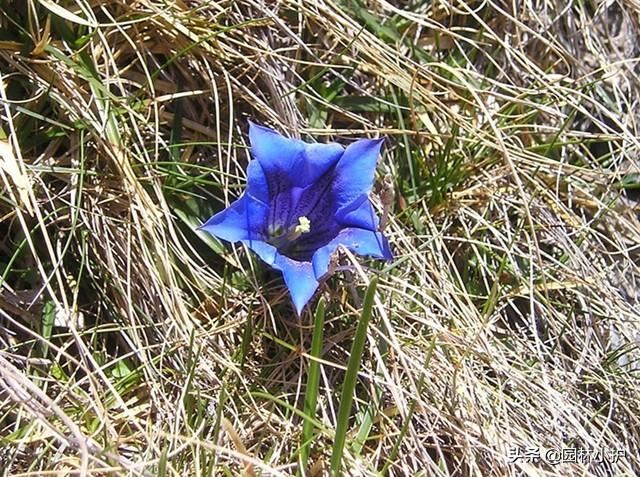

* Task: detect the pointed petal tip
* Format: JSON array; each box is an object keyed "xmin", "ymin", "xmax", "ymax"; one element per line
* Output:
[
  {"xmin": 293, "ymin": 298, "xmax": 307, "ymax": 317},
  {"xmin": 287, "ymin": 276, "xmax": 318, "ymax": 317},
  {"xmin": 247, "ymin": 120, "xmax": 270, "ymax": 138},
  {"xmin": 274, "ymin": 256, "xmax": 319, "ymax": 318},
  {"xmin": 199, "ymin": 195, "xmax": 269, "ymax": 243},
  {"xmin": 248, "ymin": 120, "xmax": 277, "ymax": 134},
  {"xmin": 371, "ymin": 137, "xmax": 385, "ymax": 153},
  {"xmin": 357, "ymin": 136, "xmax": 385, "ymax": 148}
]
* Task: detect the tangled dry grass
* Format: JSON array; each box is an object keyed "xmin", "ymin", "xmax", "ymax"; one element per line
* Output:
[{"xmin": 1, "ymin": 0, "xmax": 639, "ymax": 476}]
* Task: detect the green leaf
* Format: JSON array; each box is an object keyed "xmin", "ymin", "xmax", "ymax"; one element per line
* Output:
[
  {"xmin": 300, "ymin": 298, "xmax": 326, "ymax": 471},
  {"xmin": 111, "ymin": 359, "xmax": 133, "ymax": 379},
  {"xmin": 40, "ymin": 300, "xmax": 56, "ymax": 358},
  {"xmin": 330, "ymin": 278, "xmax": 377, "ymax": 475}
]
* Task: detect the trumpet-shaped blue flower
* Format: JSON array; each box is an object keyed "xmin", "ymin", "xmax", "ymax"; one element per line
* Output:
[{"xmin": 200, "ymin": 122, "xmax": 392, "ymax": 314}]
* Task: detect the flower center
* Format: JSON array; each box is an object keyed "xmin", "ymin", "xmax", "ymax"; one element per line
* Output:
[
  {"xmin": 292, "ymin": 216, "xmax": 311, "ymax": 238},
  {"xmin": 268, "ymin": 216, "xmax": 311, "ymax": 249}
]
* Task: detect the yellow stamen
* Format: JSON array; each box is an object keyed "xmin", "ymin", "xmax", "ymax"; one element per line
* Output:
[
  {"xmin": 285, "ymin": 216, "xmax": 311, "ymax": 242},
  {"xmin": 294, "ymin": 216, "xmax": 311, "ymax": 234}
]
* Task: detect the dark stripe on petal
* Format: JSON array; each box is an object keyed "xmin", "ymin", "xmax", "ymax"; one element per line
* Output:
[
  {"xmin": 295, "ymin": 224, "xmax": 340, "ymax": 250},
  {"xmin": 306, "ymin": 189, "xmax": 335, "ymax": 230},
  {"xmin": 291, "ymin": 169, "xmax": 334, "ymax": 225},
  {"xmin": 283, "ymin": 221, "xmax": 341, "ymax": 261},
  {"xmin": 267, "ymin": 171, "xmax": 292, "ymax": 231}
]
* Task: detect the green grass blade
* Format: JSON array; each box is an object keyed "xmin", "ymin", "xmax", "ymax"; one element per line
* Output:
[
  {"xmin": 330, "ymin": 278, "xmax": 378, "ymax": 476},
  {"xmin": 40, "ymin": 300, "xmax": 56, "ymax": 358},
  {"xmin": 300, "ymin": 298, "xmax": 326, "ymax": 472}
]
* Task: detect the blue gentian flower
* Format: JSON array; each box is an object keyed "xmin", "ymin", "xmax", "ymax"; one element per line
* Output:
[{"xmin": 200, "ymin": 122, "xmax": 392, "ymax": 314}]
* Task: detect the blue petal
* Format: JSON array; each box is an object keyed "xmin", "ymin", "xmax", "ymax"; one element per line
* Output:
[
  {"xmin": 243, "ymin": 239, "xmax": 278, "ymax": 266},
  {"xmin": 242, "ymin": 240, "xmax": 319, "ymax": 315},
  {"xmin": 288, "ymin": 170, "xmax": 334, "ymax": 230},
  {"xmin": 312, "ymin": 227, "xmax": 392, "ymax": 279},
  {"xmin": 199, "ymin": 194, "xmax": 268, "ymax": 242},
  {"xmin": 245, "ymin": 159, "xmax": 269, "ymax": 204},
  {"xmin": 331, "ymin": 138, "xmax": 384, "ymax": 215},
  {"xmin": 335, "ymin": 194, "xmax": 379, "ymax": 231},
  {"xmin": 300, "ymin": 142, "xmax": 344, "ymax": 186},
  {"xmin": 275, "ymin": 256, "xmax": 319, "ymax": 315},
  {"xmin": 249, "ymin": 122, "xmax": 344, "ymax": 188},
  {"xmin": 249, "ymin": 121, "xmax": 304, "ymax": 177},
  {"xmin": 285, "ymin": 219, "xmax": 340, "ymax": 261},
  {"xmin": 267, "ymin": 170, "xmax": 293, "ymax": 231}
]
